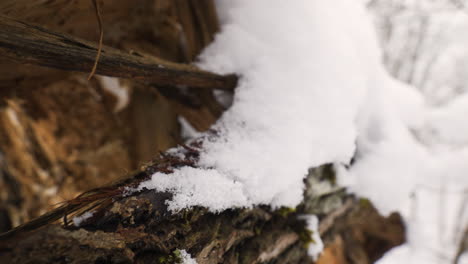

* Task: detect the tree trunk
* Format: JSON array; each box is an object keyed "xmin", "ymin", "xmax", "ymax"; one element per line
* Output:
[{"xmin": 0, "ymin": 1, "xmax": 405, "ymax": 263}]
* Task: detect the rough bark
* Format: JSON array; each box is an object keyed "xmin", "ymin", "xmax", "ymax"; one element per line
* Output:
[
  {"xmin": 0, "ymin": 1, "xmax": 405, "ymax": 263},
  {"xmin": 0, "ymin": 0, "xmax": 224, "ymax": 229},
  {"xmin": 0, "ymin": 163, "xmax": 405, "ymax": 264},
  {"xmin": 0, "ymin": 15, "xmax": 237, "ymax": 90}
]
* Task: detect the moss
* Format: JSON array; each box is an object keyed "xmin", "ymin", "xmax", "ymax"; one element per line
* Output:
[
  {"xmin": 276, "ymin": 207, "xmax": 296, "ymax": 218},
  {"xmin": 291, "ymin": 217, "xmax": 317, "ymax": 250},
  {"xmin": 298, "ymin": 228, "xmax": 315, "ymax": 247},
  {"xmin": 172, "ymin": 249, "xmax": 183, "ymax": 263},
  {"xmin": 359, "ymin": 197, "xmax": 372, "ymax": 209},
  {"xmin": 155, "ymin": 249, "xmax": 184, "ymax": 264}
]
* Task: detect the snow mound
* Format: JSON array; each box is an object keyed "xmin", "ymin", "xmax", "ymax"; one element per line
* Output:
[
  {"xmin": 141, "ymin": 0, "xmax": 381, "ymax": 212},
  {"xmin": 139, "ymin": 1, "xmax": 468, "ymax": 263}
]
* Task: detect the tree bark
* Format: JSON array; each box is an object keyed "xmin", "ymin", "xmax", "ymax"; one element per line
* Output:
[
  {"xmin": 0, "ymin": 163, "xmax": 405, "ymax": 264},
  {"xmin": 0, "ymin": 15, "xmax": 237, "ymax": 91}
]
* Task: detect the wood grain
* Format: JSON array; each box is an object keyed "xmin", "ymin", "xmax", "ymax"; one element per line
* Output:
[{"xmin": 0, "ymin": 15, "xmax": 237, "ymax": 90}]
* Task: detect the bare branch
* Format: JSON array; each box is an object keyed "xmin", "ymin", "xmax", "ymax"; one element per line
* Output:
[{"xmin": 0, "ymin": 15, "xmax": 237, "ymax": 90}]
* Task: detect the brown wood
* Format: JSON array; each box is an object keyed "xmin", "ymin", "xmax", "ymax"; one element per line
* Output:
[
  {"xmin": 0, "ymin": 161, "xmax": 405, "ymax": 264},
  {"xmin": 0, "ymin": 15, "xmax": 237, "ymax": 90},
  {"xmin": 0, "ymin": 0, "xmax": 223, "ymax": 233}
]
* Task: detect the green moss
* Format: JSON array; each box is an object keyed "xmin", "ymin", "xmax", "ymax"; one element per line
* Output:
[
  {"xmin": 154, "ymin": 250, "xmax": 185, "ymax": 264},
  {"xmin": 172, "ymin": 249, "xmax": 183, "ymax": 263},
  {"xmin": 359, "ymin": 197, "xmax": 372, "ymax": 209},
  {"xmin": 292, "ymin": 217, "xmax": 318, "ymax": 249},
  {"xmin": 276, "ymin": 207, "xmax": 296, "ymax": 217},
  {"xmin": 298, "ymin": 228, "xmax": 315, "ymax": 247},
  {"xmin": 254, "ymin": 226, "xmax": 262, "ymax": 235}
]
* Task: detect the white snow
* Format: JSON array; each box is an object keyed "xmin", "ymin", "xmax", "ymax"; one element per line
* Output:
[
  {"xmin": 340, "ymin": 70, "xmax": 468, "ymax": 263},
  {"xmin": 422, "ymin": 93, "xmax": 468, "ymax": 148},
  {"xmin": 212, "ymin": 90, "xmax": 233, "ymax": 108},
  {"xmin": 73, "ymin": 211, "xmax": 94, "ymax": 227},
  {"xmin": 137, "ymin": 0, "xmax": 468, "ymax": 263},
  {"xmin": 178, "ymin": 249, "xmax": 197, "ymax": 264},
  {"xmin": 138, "ymin": 167, "xmax": 248, "ymax": 212},
  {"xmin": 299, "ymin": 214, "xmax": 324, "ymax": 260},
  {"xmin": 178, "ymin": 117, "xmax": 202, "ymax": 140},
  {"xmin": 142, "ymin": 0, "xmax": 379, "ymax": 211},
  {"xmin": 97, "ymin": 76, "xmax": 129, "ymax": 112},
  {"xmin": 460, "ymin": 253, "xmax": 468, "ymax": 264}
]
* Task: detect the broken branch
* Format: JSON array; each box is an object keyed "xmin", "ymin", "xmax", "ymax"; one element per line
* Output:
[{"xmin": 0, "ymin": 15, "xmax": 237, "ymax": 90}]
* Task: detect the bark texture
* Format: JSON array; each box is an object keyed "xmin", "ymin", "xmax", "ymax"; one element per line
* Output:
[
  {"xmin": 0, "ymin": 15, "xmax": 237, "ymax": 90},
  {"xmin": 0, "ymin": 164, "xmax": 405, "ymax": 264},
  {"xmin": 0, "ymin": 0, "xmax": 223, "ymax": 229},
  {"xmin": 0, "ymin": 1, "xmax": 405, "ymax": 263}
]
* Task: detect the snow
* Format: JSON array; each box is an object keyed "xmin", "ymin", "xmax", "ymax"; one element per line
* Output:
[
  {"xmin": 178, "ymin": 249, "xmax": 197, "ymax": 264},
  {"xmin": 212, "ymin": 90, "xmax": 233, "ymax": 108},
  {"xmin": 137, "ymin": 0, "xmax": 468, "ymax": 263},
  {"xmin": 73, "ymin": 211, "xmax": 94, "ymax": 227},
  {"xmin": 299, "ymin": 214, "xmax": 324, "ymax": 260},
  {"xmin": 97, "ymin": 76, "xmax": 129, "ymax": 112},
  {"xmin": 138, "ymin": 167, "xmax": 248, "ymax": 212},
  {"xmin": 142, "ymin": 0, "xmax": 378, "ymax": 211},
  {"xmin": 178, "ymin": 117, "xmax": 202, "ymax": 140},
  {"xmin": 341, "ymin": 71, "xmax": 468, "ymax": 263},
  {"xmin": 422, "ymin": 93, "xmax": 468, "ymax": 147},
  {"xmin": 460, "ymin": 253, "xmax": 468, "ymax": 264}
]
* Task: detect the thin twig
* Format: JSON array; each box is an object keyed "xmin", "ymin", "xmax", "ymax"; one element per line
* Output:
[{"xmin": 88, "ymin": 0, "xmax": 104, "ymax": 80}]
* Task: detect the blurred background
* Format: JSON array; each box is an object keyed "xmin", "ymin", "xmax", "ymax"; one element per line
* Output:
[{"xmin": 367, "ymin": 0, "xmax": 468, "ymax": 263}]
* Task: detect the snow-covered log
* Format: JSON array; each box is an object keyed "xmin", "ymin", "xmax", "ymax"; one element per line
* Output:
[
  {"xmin": 0, "ymin": 159, "xmax": 404, "ymax": 263},
  {"xmin": 0, "ymin": 1, "xmax": 406, "ymax": 263}
]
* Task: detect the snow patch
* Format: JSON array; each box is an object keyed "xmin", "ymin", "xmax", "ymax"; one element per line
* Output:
[
  {"xmin": 178, "ymin": 117, "xmax": 202, "ymax": 140},
  {"xmin": 138, "ymin": 167, "xmax": 248, "ymax": 212},
  {"xmin": 178, "ymin": 249, "xmax": 197, "ymax": 264},
  {"xmin": 73, "ymin": 211, "xmax": 94, "ymax": 227},
  {"xmin": 299, "ymin": 214, "xmax": 324, "ymax": 260},
  {"xmin": 97, "ymin": 76, "xmax": 130, "ymax": 112}
]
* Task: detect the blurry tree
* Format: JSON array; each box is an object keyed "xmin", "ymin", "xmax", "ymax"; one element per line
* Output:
[
  {"xmin": 367, "ymin": 1, "xmax": 468, "ymax": 262},
  {"xmin": 367, "ymin": 0, "xmax": 468, "ymax": 105}
]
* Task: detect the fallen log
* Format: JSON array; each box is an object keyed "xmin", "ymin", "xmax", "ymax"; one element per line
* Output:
[{"xmin": 0, "ymin": 146, "xmax": 405, "ymax": 263}]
